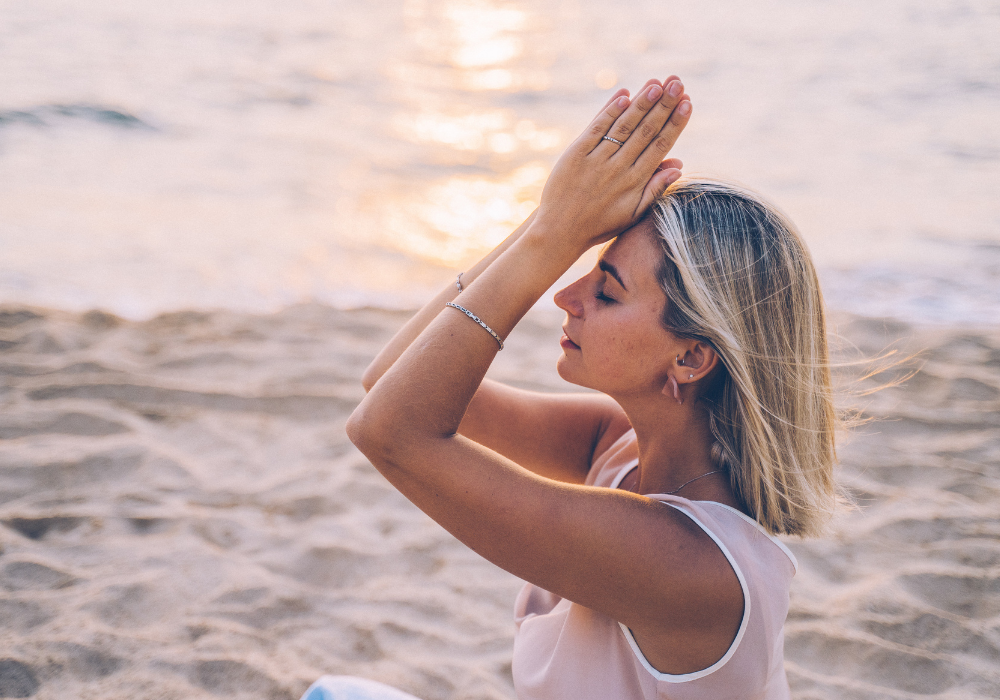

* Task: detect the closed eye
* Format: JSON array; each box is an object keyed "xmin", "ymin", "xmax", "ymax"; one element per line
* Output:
[{"xmin": 595, "ymin": 290, "xmax": 616, "ymax": 304}]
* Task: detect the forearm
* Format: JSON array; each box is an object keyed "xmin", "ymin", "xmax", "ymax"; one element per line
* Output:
[
  {"xmin": 361, "ymin": 210, "xmax": 536, "ymax": 391},
  {"xmin": 349, "ymin": 224, "xmax": 582, "ymax": 453}
]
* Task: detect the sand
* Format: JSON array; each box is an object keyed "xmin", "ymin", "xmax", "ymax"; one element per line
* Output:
[{"xmin": 0, "ymin": 304, "xmax": 997, "ymax": 699}]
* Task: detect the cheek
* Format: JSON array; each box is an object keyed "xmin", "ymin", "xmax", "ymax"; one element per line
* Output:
[{"xmin": 586, "ymin": 320, "xmax": 666, "ymax": 388}]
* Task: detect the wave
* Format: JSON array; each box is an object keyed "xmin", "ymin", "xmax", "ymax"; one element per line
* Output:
[{"xmin": 0, "ymin": 104, "xmax": 152, "ymax": 130}]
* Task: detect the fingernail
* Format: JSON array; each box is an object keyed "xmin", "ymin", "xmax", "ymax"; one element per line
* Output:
[
  {"xmin": 678, "ymin": 100, "xmax": 691, "ymax": 116},
  {"xmin": 648, "ymin": 85, "xmax": 662, "ymax": 101},
  {"xmin": 616, "ymin": 96, "xmax": 629, "ymax": 108},
  {"xmin": 667, "ymin": 169, "xmax": 682, "ymax": 185},
  {"xmin": 668, "ymin": 80, "xmax": 682, "ymax": 97}
]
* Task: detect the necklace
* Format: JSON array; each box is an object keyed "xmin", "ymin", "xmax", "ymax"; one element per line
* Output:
[{"xmin": 665, "ymin": 469, "xmax": 725, "ymax": 495}]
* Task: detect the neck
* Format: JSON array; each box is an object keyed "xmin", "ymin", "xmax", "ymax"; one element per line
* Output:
[{"xmin": 616, "ymin": 391, "xmax": 736, "ymax": 505}]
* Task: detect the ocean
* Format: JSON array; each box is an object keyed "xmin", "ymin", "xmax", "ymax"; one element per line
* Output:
[{"xmin": 1, "ymin": 0, "xmax": 998, "ymax": 325}]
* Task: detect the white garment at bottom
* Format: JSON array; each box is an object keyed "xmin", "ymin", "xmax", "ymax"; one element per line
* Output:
[{"xmin": 300, "ymin": 676, "xmax": 422, "ymax": 700}]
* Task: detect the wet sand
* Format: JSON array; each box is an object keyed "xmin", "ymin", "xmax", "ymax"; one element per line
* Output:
[{"xmin": 0, "ymin": 305, "xmax": 997, "ymax": 699}]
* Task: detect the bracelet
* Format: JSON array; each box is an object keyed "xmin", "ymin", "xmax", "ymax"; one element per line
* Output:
[
  {"xmin": 445, "ymin": 302, "xmax": 504, "ymax": 350},
  {"xmin": 456, "ymin": 272, "xmax": 464, "ymax": 292}
]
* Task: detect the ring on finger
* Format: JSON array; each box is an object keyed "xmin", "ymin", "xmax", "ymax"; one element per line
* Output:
[{"xmin": 602, "ymin": 135, "xmax": 625, "ymax": 146}]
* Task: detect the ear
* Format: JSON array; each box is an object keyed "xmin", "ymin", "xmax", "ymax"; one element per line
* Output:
[{"xmin": 677, "ymin": 341, "xmax": 719, "ymax": 384}]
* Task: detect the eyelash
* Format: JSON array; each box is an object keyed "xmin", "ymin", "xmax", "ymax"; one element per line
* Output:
[{"xmin": 595, "ymin": 290, "xmax": 616, "ymax": 304}]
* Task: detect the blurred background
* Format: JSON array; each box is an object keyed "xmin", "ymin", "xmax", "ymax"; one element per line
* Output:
[{"xmin": 1, "ymin": 0, "xmax": 998, "ymax": 324}]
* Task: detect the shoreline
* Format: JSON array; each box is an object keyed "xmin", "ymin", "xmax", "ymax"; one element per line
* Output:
[{"xmin": 0, "ymin": 303, "xmax": 997, "ymax": 699}]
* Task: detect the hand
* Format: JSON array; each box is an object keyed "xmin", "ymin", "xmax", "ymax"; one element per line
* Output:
[{"xmin": 532, "ymin": 76, "xmax": 691, "ymax": 251}]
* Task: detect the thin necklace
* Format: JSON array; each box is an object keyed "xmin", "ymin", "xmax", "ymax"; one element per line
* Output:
[{"xmin": 665, "ymin": 469, "xmax": 725, "ymax": 495}]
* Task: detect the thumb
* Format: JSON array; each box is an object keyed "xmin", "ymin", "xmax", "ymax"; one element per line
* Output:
[{"xmin": 636, "ymin": 168, "xmax": 682, "ymax": 217}]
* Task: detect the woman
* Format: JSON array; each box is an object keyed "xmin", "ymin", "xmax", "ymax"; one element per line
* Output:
[{"xmin": 306, "ymin": 75, "xmax": 836, "ymax": 699}]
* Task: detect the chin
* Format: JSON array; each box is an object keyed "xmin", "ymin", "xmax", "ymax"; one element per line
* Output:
[{"xmin": 555, "ymin": 355, "xmax": 587, "ymax": 388}]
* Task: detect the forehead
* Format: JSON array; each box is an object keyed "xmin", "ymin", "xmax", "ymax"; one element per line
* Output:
[{"xmin": 600, "ymin": 220, "xmax": 662, "ymax": 288}]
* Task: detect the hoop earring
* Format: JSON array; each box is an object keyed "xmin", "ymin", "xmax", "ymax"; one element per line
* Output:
[{"xmin": 677, "ymin": 354, "xmax": 685, "ymax": 366}]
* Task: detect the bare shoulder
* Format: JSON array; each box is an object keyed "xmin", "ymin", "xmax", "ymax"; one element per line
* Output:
[
  {"xmin": 589, "ymin": 402, "xmax": 633, "ymax": 463},
  {"xmin": 627, "ymin": 501, "xmax": 745, "ymax": 676}
]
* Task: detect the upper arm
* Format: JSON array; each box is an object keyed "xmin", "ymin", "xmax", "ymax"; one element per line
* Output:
[
  {"xmin": 458, "ymin": 379, "xmax": 632, "ymax": 484},
  {"xmin": 351, "ymin": 428, "xmax": 742, "ymax": 642}
]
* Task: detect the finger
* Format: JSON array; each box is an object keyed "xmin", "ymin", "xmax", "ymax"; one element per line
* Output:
[
  {"xmin": 598, "ymin": 87, "xmax": 630, "ymax": 114},
  {"xmin": 633, "ymin": 98, "xmax": 692, "ymax": 174},
  {"xmin": 614, "ymin": 78, "xmax": 686, "ymax": 160},
  {"xmin": 635, "ymin": 167, "xmax": 683, "ymax": 217},
  {"xmin": 595, "ymin": 79, "xmax": 668, "ymax": 115},
  {"xmin": 592, "ymin": 81, "xmax": 670, "ymax": 156},
  {"xmin": 655, "ymin": 157, "xmax": 683, "ymax": 172},
  {"xmin": 579, "ymin": 78, "xmax": 663, "ymax": 153},
  {"xmin": 577, "ymin": 94, "xmax": 632, "ymax": 152}
]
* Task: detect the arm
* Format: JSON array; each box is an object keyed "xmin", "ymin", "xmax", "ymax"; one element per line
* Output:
[
  {"xmin": 361, "ymin": 209, "xmax": 626, "ymax": 483},
  {"xmin": 347, "ymin": 77, "xmax": 732, "ymax": 642},
  {"xmin": 360, "ymin": 209, "xmax": 536, "ymax": 393},
  {"xmin": 360, "ymin": 83, "xmax": 653, "ymax": 393},
  {"xmin": 361, "ymin": 84, "xmax": 672, "ymax": 482}
]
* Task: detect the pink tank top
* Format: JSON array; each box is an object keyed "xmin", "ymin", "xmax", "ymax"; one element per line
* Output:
[{"xmin": 512, "ymin": 429, "xmax": 798, "ymax": 700}]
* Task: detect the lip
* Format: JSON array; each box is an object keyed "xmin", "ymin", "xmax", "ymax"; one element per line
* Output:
[{"xmin": 560, "ymin": 331, "xmax": 580, "ymax": 351}]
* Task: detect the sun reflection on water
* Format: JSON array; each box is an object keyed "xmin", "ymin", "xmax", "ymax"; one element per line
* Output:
[
  {"xmin": 373, "ymin": 0, "xmax": 561, "ymax": 271},
  {"xmin": 394, "ymin": 110, "xmax": 561, "ymax": 153},
  {"xmin": 379, "ymin": 164, "xmax": 546, "ymax": 267}
]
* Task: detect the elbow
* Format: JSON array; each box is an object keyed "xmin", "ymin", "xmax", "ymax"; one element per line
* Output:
[
  {"xmin": 346, "ymin": 398, "xmax": 405, "ymax": 467},
  {"xmin": 346, "ymin": 403, "xmax": 415, "ymax": 480},
  {"xmin": 346, "ymin": 400, "xmax": 378, "ymax": 455},
  {"xmin": 360, "ymin": 365, "xmax": 379, "ymax": 393},
  {"xmin": 347, "ymin": 396, "xmax": 449, "ymax": 475}
]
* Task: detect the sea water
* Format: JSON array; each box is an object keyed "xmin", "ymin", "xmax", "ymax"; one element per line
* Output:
[{"xmin": 1, "ymin": 0, "xmax": 998, "ymax": 325}]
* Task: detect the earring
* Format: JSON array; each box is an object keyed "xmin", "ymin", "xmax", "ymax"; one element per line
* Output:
[
  {"xmin": 689, "ymin": 374, "xmax": 694, "ymax": 379},
  {"xmin": 669, "ymin": 375, "xmax": 683, "ymax": 405},
  {"xmin": 677, "ymin": 355, "xmax": 685, "ymax": 366}
]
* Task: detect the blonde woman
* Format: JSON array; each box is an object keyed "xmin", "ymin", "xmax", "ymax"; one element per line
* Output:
[{"xmin": 305, "ymin": 75, "xmax": 836, "ymax": 700}]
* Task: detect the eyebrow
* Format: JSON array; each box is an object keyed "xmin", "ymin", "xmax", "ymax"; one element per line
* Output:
[{"xmin": 599, "ymin": 260, "xmax": 627, "ymax": 291}]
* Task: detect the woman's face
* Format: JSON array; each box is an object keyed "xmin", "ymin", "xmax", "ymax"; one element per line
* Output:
[{"xmin": 554, "ymin": 222, "xmax": 680, "ymax": 397}]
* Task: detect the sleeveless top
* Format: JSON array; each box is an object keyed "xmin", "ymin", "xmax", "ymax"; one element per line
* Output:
[{"xmin": 511, "ymin": 429, "xmax": 798, "ymax": 700}]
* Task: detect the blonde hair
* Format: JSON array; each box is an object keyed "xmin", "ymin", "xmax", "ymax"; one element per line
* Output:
[{"xmin": 651, "ymin": 179, "xmax": 837, "ymax": 537}]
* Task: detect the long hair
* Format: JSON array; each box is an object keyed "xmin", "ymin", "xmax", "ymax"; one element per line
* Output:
[{"xmin": 651, "ymin": 179, "xmax": 837, "ymax": 536}]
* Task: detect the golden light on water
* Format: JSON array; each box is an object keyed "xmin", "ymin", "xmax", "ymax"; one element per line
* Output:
[
  {"xmin": 443, "ymin": 1, "xmax": 527, "ymax": 68},
  {"xmin": 394, "ymin": 111, "xmax": 561, "ymax": 153},
  {"xmin": 379, "ymin": 164, "xmax": 547, "ymax": 267},
  {"xmin": 396, "ymin": 110, "xmax": 507, "ymax": 151},
  {"xmin": 371, "ymin": 0, "xmax": 562, "ymax": 271}
]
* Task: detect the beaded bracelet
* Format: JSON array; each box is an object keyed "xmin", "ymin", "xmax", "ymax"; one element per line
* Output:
[{"xmin": 445, "ymin": 302, "xmax": 504, "ymax": 350}]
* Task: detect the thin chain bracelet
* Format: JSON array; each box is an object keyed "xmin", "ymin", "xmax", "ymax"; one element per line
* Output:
[{"xmin": 445, "ymin": 302, "xmax": 504, "ymax": 350}]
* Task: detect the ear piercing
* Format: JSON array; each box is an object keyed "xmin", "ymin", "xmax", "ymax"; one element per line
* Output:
[{"xmin": 677, "ymin": 355, "xmax": 694, "ymax": 379}]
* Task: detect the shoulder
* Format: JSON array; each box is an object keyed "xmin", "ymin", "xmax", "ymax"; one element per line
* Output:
[
  {"xmin": 695, "ymin": 500, "xmax": 799, "ymax": 575},
  {"xmin": 624, "ymin": 498, "xmax": 747, "ymax": 675},
  {"xmin": 592, "ymin": 402, "xmax": 632, "ymax": 457},
  {"xmin": 586, "ymin": 422, "xmax": 636, "ymax": 486}
]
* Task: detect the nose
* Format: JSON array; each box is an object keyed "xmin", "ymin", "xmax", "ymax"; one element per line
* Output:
[{"xmin": 554, "ymin": 275, "xmax": 586, "ymax": 318}]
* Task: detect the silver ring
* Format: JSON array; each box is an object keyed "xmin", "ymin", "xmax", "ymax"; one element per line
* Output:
[{"xmin": 602, "ymin": 135, "xmax": 625, "ymax": 146}]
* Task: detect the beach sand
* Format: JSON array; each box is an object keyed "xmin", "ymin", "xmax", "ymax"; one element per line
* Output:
[{"xmin": 0, "ymin": 304, "xmax": 997, "ymax": 699}]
